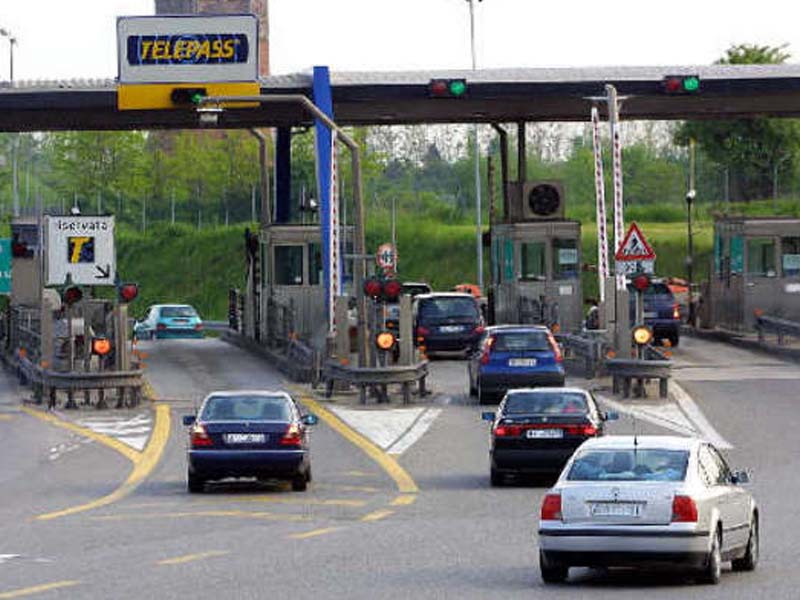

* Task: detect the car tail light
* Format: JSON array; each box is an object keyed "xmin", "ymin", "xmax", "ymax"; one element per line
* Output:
[
  {"xmin": 547, "ymin": 332, "xmax": 563, "ymax": 363},
  {"xmin": 194, "ymin": 323, "xmax": 204, "ymax": 331},
  {"xmin": 493, "ymin": 423, "xmax": 522, "ymax": 437},
  {"xmin": 480, "ymin": 335, "xmax": 496, "ymax": 365},
  {"xmin": 565, "ymin": 424, "xmax": 597, "ymax": 436},
  {"xmin": 474, "ymin": 325, "xmax": 485, "ymax": 335},
  {"xmin": 280, "ymin": 423, "xmax": 303, "ymax": 447},
  {"xmin": 673, "ymin": 303, "xmax": 681, "ymax": 320},
  {"xmin": 157, "ymin": 323, "xmax": 167, "ymax": 331},
  {"xmin": 190, "ymin": 423, "xmax": 213, "ymax": 448},
  {"xmin": 671, "ymin": 495, "xmax": 698, "ymax": 522},
  {"xmin": 416, "ymin": 326, "xmax": 430, "ymax": 338},
  {"xmin": 541, "ymin": 493, "xmax": 562, "ymax": 521}
]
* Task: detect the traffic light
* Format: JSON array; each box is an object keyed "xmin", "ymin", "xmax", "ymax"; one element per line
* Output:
[
  {"xmin": 91, "ymin": 337, "xmax": 112, "ymax": 356},
  {"xmin": 118, "ymin": 283, "xmax": 139, "ymax": 303},
  {"xmin": 363, "ymin": 277, "xmax": 403, "ymax": 301},
  {"xmin": 383, "ymin": 279, "xmax": 402, "ymax": 302},
  {"xmin": 631, "ymin": 273, "xmax": 651, "ymax": 292},
  {"xmin": 375, "ymin": 330, "xmax": 397, "ymax": 352},
  {"xmin": 632, "ymin": 325, "xmax": 654, "ymax": 346},
  {"xmin": 11, "ymin": 238, "xmax": 32, "ymax": 258},
  {"xmin": 170, "ymin": 87, "xmax": 207, "ymax": 106},
  {"xmin": 62, "ymin": 286, "xmax": 83, "ymax": 306},
  {"xmin": 661, "ymin": 75, "xmax": 700, "ymax": 94},
  {"xmin": 428, "ymin": 78, "xmax": 468, "ymax": 99},
  {"xmin": 363, "ymin": 278, "xmax": 384, "ymax": 300}
]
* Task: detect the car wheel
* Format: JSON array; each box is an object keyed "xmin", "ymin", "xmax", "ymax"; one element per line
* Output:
[
  {"xmin": 699, "ymin": 528, "xmax": 722, "ymax": 585},
  {"xmin": 469, "ymin": 378, "xmax": 477, "ymax": 397},
  {"xmin": 490, "ymin": 468, "xmax": 503, "ymax": 487},
  {"xmin": 539, "ymin": 550, "xmax": 568, "ymax": 584},
  {"xmin": 732, "ymin": 516, "xmax": 759, "ymax": 572},
  {"xmin": 291, "ymin": 474, "xmax": 308, "ymax": 492},
  {"xmin": 187, "ymin": 473, "xmax": 204, "ymax": 494},
  {"xmin": 305, "ymin": 466, "xmax": 313, "ymax": 483}
]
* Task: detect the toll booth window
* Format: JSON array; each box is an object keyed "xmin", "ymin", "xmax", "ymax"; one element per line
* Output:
[
  {"xmin": 520, "ymin": 242, "xmax": 546, "ymax": 281},
  {"xmin": 747, "ymin": 238, "xmax": 776, "ymax": 277},
  {"xmin": 308, "ymin": 243, "xmax": 322, "ymax": 286},
  {"xmin": 781, "ymin": 237, "xmax": 800, "ymax": 277},
  {"xmin": 553, "ymin": 239, "xmax": 579, "ymax": 279},
  {"xmin": 274, "ymin": 245, "xmax": 304, "ymax": 286}
]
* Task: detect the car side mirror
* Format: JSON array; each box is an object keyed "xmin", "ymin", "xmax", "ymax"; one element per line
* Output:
[
  {"xmin": 302, "ymin": 414, "xmax": 319, "ymax": 426},
  {"xmin": 182, "ymin": 415, "xmax": 196, "ymax": 427},
  {"xmin": 731, "ymin": 470, "xmax": 750, "ymax": 485},
  {"xmin": 481, "ymin": 411, "xmax": 495, "ymax": 422},
  {"xmin": 603, "ymin": 411, "xmax": 619, "ymax": 422}
]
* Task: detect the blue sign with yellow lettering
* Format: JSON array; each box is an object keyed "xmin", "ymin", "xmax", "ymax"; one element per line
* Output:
[
  {"xmin": 127, "ymin": 34, "xmax": 249, "ymax": 66},
  {"xmin": 0, "ymin": 239, "xmax": 11, "ymax": 295}
]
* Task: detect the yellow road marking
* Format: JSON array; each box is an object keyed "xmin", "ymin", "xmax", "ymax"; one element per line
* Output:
[
  {"xmin": 142, "ymin": 380, "xmax": 157, "ymax": 401},
  {"xmin": 361, "ymin": 509, "xmax": 394, "ymax": 522},
  {"xmin": 196, "ymin": 496, "xmax": 367, "ymax": 508},
  {"xmin": 288, "ymin": 527, "xmax": 340, "ymax": 540},
  {"xmin": 157, "ymin": 550, "xmax": 229, "ymax": 566},
  {"xmin": 343, "ymin": 470, "xmax": 373, "ymax": 477},
  {"xmin": 0, "ymin": 414, "xmax": 13, "ymax": 421},
  {"xmin": 91, "ymin": 510, "xmax": 308, "ymax": 523},
  {"xmin": 20, "ymin": 406, "xmax": 140, "ymax": 463},
  {"xmin": 0, "ymin": 580, "xmax": 80, "ymax": 599},
  {"xmin": 391, "ymin": 494, "xmax": 417, "ymax": 506},
  {"xmin": 314, "ymin": 484, "xmax": 380, "ymax": 493},
  {"xmin": 35, "ymin": 403, "xmax": 171, "ymax": 521},
  {"xmin": 300, "ymin": 396, "xmax": 418, "ymax": 494}
]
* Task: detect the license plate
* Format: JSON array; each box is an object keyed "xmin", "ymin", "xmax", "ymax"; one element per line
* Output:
[
  {"xmin": 590, "ymin": 502, "xmax": 642, "ymax": 517},
  {"xmin": 526, "ymin": 428, "xmax": 563, "ymax": 439},
  {"xmin": 224, "ymin": 433, "xmax": 266, "ymax": 444},
  {"xmin": 509, "ymin": 358, "xmax": 536, "ymax": 367},
  {"xmin": 440, "ymin": 325, "xmax": 463, "ymax": 333},
  {"xmin": 644, "ymin": 311, "xmax": 657, "ymax": 319}
]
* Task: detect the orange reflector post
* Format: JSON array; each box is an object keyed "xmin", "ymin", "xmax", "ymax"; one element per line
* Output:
[{"xmin": 91, "ymin": 337, "xmax": 112, "ymax": 356}]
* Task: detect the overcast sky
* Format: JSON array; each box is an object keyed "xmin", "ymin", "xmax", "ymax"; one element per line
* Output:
[{"xmin": 1, "ymin": 0, "xmax": 798, "ymax": 81}]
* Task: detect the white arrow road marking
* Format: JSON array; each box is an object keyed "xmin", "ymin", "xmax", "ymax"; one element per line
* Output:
[
  {"xmin": 671, "ymin": 381, "xmax": 732, "ymax": 449},
  {"xmin": 329, "ymin": 406, "xmax": 441, "ymax": 455},
  {"xmin": 0, "ymin": 554, "xmax": 21, "ymax": 564},
  {"xmin": 76, "ymin": 413, "xmax": 152, "ymax": 451}
]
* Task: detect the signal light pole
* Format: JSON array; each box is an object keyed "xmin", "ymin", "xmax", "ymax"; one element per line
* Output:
[{"xmin": 466, "ymin": 0, "xmax": 483, "ymax": 292}]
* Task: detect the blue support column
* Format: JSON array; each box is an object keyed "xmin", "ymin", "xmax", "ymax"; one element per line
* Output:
[{"xmin": 274, "ymin": 127, "xmax": 292, "ymax": 224}]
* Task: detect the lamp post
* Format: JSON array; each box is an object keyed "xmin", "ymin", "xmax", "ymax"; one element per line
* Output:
[
  {"xmin": 0, "ymin": 28, "xmax": 15, "ymax": 83},
  {"xmin": 1, "ymin": 28, "xmax": 17, "ymax": 217},
  {"xmin": 466, "ymin": 0, "xmax": 483, "ymax": 292},
  {"xmin": 686, "ymin": 189, "xmax": 696, "ymax": 327}
]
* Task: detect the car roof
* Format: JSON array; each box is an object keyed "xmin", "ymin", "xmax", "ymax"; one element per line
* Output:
[
  {"xmin": 505, "ymin": 387, "xmax": 589, "ymax": 396},
  {"xmin": 154, "ymin": 304, "xmax": 197, "ymax": 309},
  {"xmin": 416, "ymin": 292, "xmax": 475, "ymax": 300},
  {"xmin": 487, "ymin": 324, "xmax": 550, "ymax": 333},
  {"xmin": 203, "ymin": 390, "xmax": 293, "ymax": 401},
  {"xmin": 578, "ymin": 435, "xmax": 702, "ymax": 451}
]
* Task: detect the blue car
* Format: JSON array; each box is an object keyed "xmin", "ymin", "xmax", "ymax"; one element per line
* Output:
[
  {"xmin": 468, "ymin": 325, "xmax": 565, "ymax": 404},
  {"xmin": 628, "ymin": 280, "xmax": 681, "ymax": 347},
  {"xmin": 183, "ymin": 391, "xmax": 318, "ymax": 493},
  {"xmin": 134, "ymin": 304, "xmax": 204, "ymax": 340}
]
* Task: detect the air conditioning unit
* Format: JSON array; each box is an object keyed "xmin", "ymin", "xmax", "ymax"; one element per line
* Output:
[{"xmin": 505, "ymin": 181, "xmax": 566, "ymax": 222}]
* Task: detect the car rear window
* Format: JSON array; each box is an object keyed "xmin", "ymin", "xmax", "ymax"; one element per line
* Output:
[
  {"xmin": 567, "ymin": 449, "xmax": 689, "ymax": 482},
  {"xmin": 504, "ymin": 392, "xmax": 588, "ymax": 415},
  {"xmin": 418, "ymin": 298, "xmax": 478, "ymax": 320},
  {"xmin": 161, "ymin": 306, "xmax": 197, "ymax": 318},
  {"xmin": 493, "ymin": 331, "xmax": 550, "ymax": 352},
  {"xmin": 201, "ymin": 395, "xmax": 292, "ymax": 421},
  {"xmin": 403, "ymin": 284, "xmax": 431, "ymax": 297}
]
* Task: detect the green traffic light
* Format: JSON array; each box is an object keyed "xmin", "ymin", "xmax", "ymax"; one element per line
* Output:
[
  {"xmin": 448, "ymin": 80, "xmax": 467, "ymax": 96},
  {"xmin": 191, "ymin": 93, "xmax": 204, "ymax": 104},
  {"xmin": 683, "ymin": 76, "xmax": 700, "ymax": 92}
]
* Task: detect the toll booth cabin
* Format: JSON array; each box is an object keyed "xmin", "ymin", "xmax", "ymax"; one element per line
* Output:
[
  {"xmin": 259, "ymin": 224, "xmax": 352, "ymax": 351},
  {"xmin": 709, "ymin": 216, "xmax": 800, "ymax": 330},
  {"xmin": 490, "ymin": 220, "xmax": 582, "ymax": 332}
]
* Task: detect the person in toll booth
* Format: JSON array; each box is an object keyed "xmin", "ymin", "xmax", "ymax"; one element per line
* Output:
[{"xmin": 585, "ymin": 298, "xmax": 600, "ymax": 330}]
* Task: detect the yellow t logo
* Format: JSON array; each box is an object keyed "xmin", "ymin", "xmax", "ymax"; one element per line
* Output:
[{"xmin": 69, "ymin": 237, "xmax": 92, "ymax": 263}]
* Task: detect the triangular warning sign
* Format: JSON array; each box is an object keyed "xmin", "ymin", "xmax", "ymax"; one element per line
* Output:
[{"xmin": 615, "ymin": 222, "xmax": 656, "ymax": 261}]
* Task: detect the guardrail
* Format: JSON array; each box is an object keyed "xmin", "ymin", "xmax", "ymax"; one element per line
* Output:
[
  {"xmin": 756, "ymin": 315, "xmax": 800, "ymax": 346},
  {"xmin": 605, "ymin": 357, "xmax": 672, "ymax": 399},
  {"xmin": 558, "ymin": 332, "xmax": 609, "ymax": 378},
  {"xmin": 321, "ymin": 361, "xmax": 429, "ymax": 405}
]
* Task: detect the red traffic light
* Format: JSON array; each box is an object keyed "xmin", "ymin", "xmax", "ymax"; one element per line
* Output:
[
  {"xmin": 383, "ymin": 279, "xmax": 402, "ymax": 301},
  {"xmin": 428, "ymin": 78, "xmax": 468, "ymax": 99},
  {"xmin": 11, "ymin": 241, "xmax": 32, "ymax": 258},
  {"xmin": 661, "ymin": 75, "xmax": 700, "ymax": 94},
  {"xmin": 364, "ymin": 278, "xmax": 383, "ymax": 299},
  {"xmin": 631, "ymin": 273, "xmax": 651, "ymax": 292},
  {"xmin": 62, "ymin": 286, "xmax": 83, "ymax": 305},
  {"xmin": 119, "ymin": 283, "xmax": 139, "ymax": 303}
]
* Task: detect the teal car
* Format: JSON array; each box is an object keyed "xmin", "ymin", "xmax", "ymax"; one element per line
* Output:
[{"xmin": 134, "ymin": 304, "xmax": 204, "ymax": 340}]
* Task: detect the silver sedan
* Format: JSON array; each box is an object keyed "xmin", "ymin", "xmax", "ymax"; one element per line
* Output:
[{"xmin": 538, "ymin": 435, "xmax": 758, "ymax": 585}]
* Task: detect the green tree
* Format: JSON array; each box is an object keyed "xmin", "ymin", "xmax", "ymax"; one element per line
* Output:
[{"xmin": 675, "ymin": 43, "xmax": 800, "ymax": 202}]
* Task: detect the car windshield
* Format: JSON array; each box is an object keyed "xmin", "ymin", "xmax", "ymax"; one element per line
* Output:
[
  {"xmin": 493, "ymin": 331, "xmax": 550, "ymax": 352},
  {"xmin": 567, "ymin": 449, "xmax": 689, "ymax": 482},
  {"xmin": 161, "ymin": 306, "xmax": 198, "ymax": 318},
  {"xmin": 419, "ymin": 298, "xmax": 478, "ymax": 320},
  {"xmin": 200, "ymin": 395, "xmax": 292, "ymax": 421},
  {"xmin": 504, "ymin": 392, "xmax": 588, "ymax": 415}
]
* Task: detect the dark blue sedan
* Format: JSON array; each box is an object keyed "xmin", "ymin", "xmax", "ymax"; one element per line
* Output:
[
  {"xmin": 183, "ymin": 391, "xmax": 317, "ymax": 493},
  {"xmin": 468, "ymin": 325, "xmax": 565, "ymax": 404}
]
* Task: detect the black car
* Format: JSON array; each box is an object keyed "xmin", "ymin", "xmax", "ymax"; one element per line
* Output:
[
  {"xmin": 482, "ymin": 388, "xmax": 616, "ymax": 486},
  {"xmin": 414, "ymin": 293, "xmax": 484, "ymax": 356},
  {"xmin": 628, "ymin": 280, "xmax": 681, "ymax": 347},
  {"xmin": 183, "ymin": 391, "xmax": 317, "ymax": 493}
]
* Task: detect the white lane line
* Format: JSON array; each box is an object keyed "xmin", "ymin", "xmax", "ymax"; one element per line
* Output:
[
  {"xmin": 387, "ymin": 408, "xmax": 442, "ymax": 455},
  {"xmin": 0, "ymin": 554, "xmax": 20, "ymax": 564},
  {"xmin": 76, "ymin": 413, "xmax": 152, "ymax": 451},
  {"xmin": 671, "ymin": 381, "xmax": 733, "ymax": 449},
  {"xmin": 597, "ymin": 394, "xmax": 699, "ymax": 437}
]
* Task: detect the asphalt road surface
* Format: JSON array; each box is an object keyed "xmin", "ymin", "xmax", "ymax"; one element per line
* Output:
[{"xmin": 0, "ymin": 335, "xmax": 796, "ymax": 599}]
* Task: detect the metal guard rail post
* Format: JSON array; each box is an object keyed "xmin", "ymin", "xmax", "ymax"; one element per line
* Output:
[
  {"xmin": 756, "ymin": 315, "xmax": 800, "ymax": 346},
  {"xmin": 604, "ymin": 357, "xmax": 672, "ymax": 399},
  {"xmin": 322, "ymin": 361, "xmax": 429, "ymax": 405}
]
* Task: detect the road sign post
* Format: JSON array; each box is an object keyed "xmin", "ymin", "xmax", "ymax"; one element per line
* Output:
[{"xmin": 615, "ymin": 222, "xmax": 657, "ymax": 358}]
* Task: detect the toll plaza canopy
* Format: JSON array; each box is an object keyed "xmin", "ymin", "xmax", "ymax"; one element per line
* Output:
[{"xmin": 4, "ymin": 63, "xmax": 800, "ymax": 131}]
